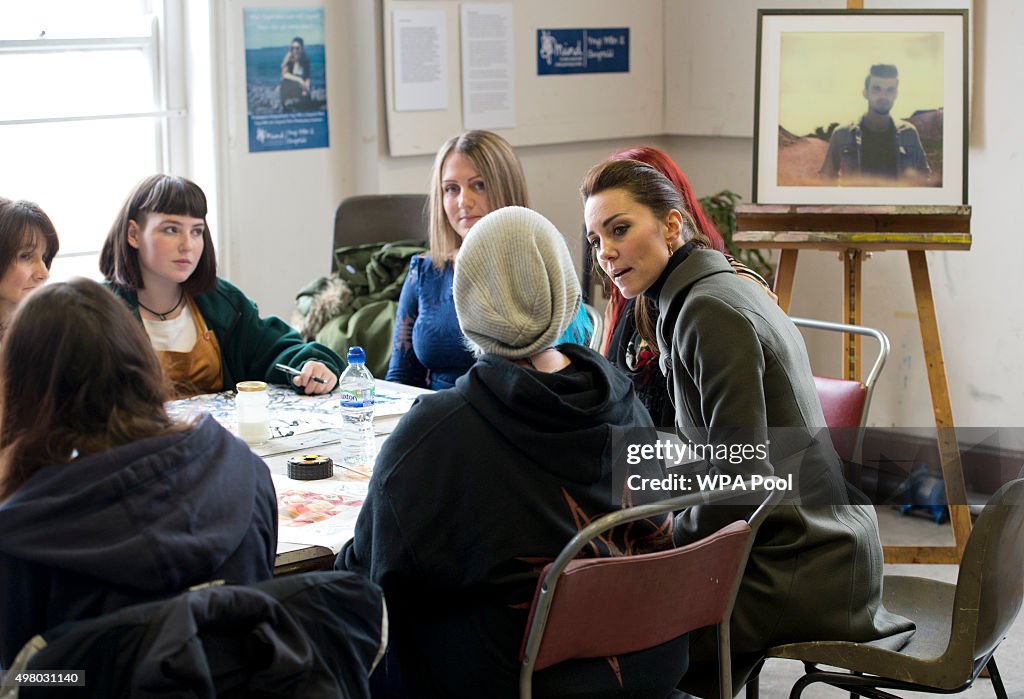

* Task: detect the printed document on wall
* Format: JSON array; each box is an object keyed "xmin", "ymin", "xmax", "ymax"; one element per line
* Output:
[
  {"xmin": 393, "ymin": 9, "xmax": 447, "ymax": 111},
  {"xmin": 461, "ymin": 3, "xmax": 515, "ymax": 130}
]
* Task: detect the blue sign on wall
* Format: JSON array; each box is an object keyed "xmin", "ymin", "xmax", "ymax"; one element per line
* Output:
[{"xmin": 537, "ymin": 28, "xmax": 629, "ymax": 75}]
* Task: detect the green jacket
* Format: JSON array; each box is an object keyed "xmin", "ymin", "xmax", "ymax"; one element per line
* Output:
[
  {"xmin": 294, "ymin": 240, "xmax": 426, "ymax": 377},
  {"xmin": 109, "ymin": 278, "xmax": 344, "ymax": 389},
  {"xmin": 654, "ymin": 250, "xmax": 913, "ymax": 678}
]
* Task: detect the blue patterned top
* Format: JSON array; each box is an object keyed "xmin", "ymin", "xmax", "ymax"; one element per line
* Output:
[
  {"xmin": 385, "ymin": 255, "xmax": 474, "ymax": 390},
  {"xmin": 385, "ymin": 254, "xmax": 594, "ymax": 390}
]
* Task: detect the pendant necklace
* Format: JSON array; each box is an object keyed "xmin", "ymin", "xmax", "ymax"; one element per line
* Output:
[{"xmin": 138, "ymin": 289, "xmax": 185, "ymax": 321}]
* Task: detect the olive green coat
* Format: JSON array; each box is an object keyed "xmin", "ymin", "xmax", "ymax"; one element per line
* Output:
[{"xmin": 654, "ymin": 250, "xmax": 913, "ymax": 663}]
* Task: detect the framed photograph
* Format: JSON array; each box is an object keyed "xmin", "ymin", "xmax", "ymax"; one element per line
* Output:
[{"xmin": 753, "ymin": 10, "xmax": 968, "ymax": 205}]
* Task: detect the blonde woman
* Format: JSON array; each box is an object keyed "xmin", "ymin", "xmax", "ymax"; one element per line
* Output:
[{"xmin": 386, "ymin": 130, "xmax": 589, "ymax": 389}]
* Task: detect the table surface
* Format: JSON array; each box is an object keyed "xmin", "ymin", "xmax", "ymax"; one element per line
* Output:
[{"xmin": 169, "ymin": 380, "xmax": 431, "ymax": 574}]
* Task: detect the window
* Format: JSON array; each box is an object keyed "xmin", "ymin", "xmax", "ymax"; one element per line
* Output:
[{"xmin": 0, "ymin": 0, "xmax": 187, "ymax": 281}]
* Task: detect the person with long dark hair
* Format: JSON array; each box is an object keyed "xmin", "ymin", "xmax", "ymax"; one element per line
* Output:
[
  {"xmin": 598, "ymin": 146, "xmax": 772, "ymax": 429},
  {"xmin": 280, "ymin": 36, "xmax": 312, "ymax": 111},
  {"xmin": 101, "ymin": 174, "xmax": 342, "ymax": 398},
  {"xmin": 581, "ymin": 159, "xmax": 913, "ymax": 694},
  {"xmin": 0, "ymin": 278, "xmax": 277, "ymax": 670},
  {"xmin": 0, "ymin": 197, "xmax": 59, "ymax": 338}
]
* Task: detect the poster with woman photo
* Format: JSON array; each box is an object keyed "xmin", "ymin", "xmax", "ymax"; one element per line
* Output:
[{"xmin": 244, "ymin": 7, "xmax": 330, "ymax": 152}]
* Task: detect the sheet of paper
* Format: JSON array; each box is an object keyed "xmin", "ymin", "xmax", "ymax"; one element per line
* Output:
[
  {"xmin": 272, "ymin": 472, "xmax": 370, "ymax": 552},
  {"xmin": 171, "ymin": 380, "xmax": 429, "ymax": 553},
  {"xmin": 392, "ymin": 9, "xmax": 448, "ymax": 111},
  {"xmin": 460, "ymin": 3, "xmax": 515, "ymax": 129},
  {"xmin": 166, "ymin": 381, "xmax": 426, "ymax": 442}
]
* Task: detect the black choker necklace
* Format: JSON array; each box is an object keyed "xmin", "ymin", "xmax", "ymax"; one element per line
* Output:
[{"xmin": 138, "ymin": 290, "xmax": 185, "ymax": 320}]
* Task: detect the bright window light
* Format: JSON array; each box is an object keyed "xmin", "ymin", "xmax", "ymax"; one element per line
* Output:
[{"xmin": 0, "ymin": 1, "xmax": 181, "ymax": 284}]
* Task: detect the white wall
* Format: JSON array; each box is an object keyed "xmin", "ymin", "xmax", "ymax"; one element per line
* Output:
[
  {"xmin": 661, "ymin": 0, "xmax": 1023, "ymax": 437},
  {"xmin": 215, "ymin": 0, "xmax": 1022, "ymax": 436},
  {"xmin": 214, "ymin": 0, "xmax": 370, "ymax": 323}
]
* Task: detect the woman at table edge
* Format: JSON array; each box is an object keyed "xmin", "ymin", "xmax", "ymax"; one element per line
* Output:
[
  {"xmin": 100, "ymin": 174, "xmax": 342, "ymax": 398},
  {"xmin": 0, "ymin": 197, "xmax": 59, "ymax": 340},
  {"xmin": 385, "ymin": 130, "xmax": 591, "ymax": 390},
  {"xmin": 0, "ymin": 277, "xmax": 277, "ymax": 670},
  {"xmin": 599, "ymin": 145, "xmax": 774, "ymax": 430},
  {"xmin": 581, "ymin": 158, "xmax": 914, "ymax": 694}
]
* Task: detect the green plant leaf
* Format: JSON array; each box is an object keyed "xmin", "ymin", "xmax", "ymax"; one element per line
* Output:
[{"xmin": 697, "ymin": 189, "xmax": 774, "ymax": 285}]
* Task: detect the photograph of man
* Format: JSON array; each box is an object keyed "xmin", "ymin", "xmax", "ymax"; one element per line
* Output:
[{"xmin": 819, "ymin": 64, "xmax": 932, "ymax": 185}]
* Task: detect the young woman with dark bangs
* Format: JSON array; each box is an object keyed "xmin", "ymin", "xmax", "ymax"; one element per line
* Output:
[{"xmin": 100, "ymin": 174, "xmax": 342, "ymax": 398}]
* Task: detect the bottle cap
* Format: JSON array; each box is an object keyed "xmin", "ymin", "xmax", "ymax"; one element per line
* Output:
[
  {"xmin": 287, "ymin": 454, "xmax": 334, "ymax": 480},
  {"xmin": 346, "ymin": 346, "xmax": 366, "ymax": 364},
  {"xmin": 236, "ymin": 381, "xmax": 268, "ymax": 392}
]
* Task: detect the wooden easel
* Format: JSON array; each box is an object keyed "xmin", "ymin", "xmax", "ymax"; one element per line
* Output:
[{"xmin": 734, "ymin": 204, "xmax": 972, "ymax": 564}]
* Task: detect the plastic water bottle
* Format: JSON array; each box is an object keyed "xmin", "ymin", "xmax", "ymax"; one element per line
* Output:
[{"xmin": 339, "ymin": 346, "xmax": 376, "ymax": 468}]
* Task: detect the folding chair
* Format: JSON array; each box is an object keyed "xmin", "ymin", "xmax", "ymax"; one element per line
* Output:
[
  {"xmin": 519, "ymin": 482, "xmax": 785, "ymax": 699},
  {"xmin": 583, "ymin": 302, "xmax": 603, "ymax": 352},
  {"xmin": 331, "ymin": 194, "xmax": 429, "ymax": 272},
  {"xmin": 4, "ymin": 571, "xmax": 387, "ymax": 699},
  {"xmin": 751, "ymin": 473, "xmax": 1024, "ymax": 699},
  {"xmin": 791, "ymin": 317, "xmax": 890, "ymax": 469}
]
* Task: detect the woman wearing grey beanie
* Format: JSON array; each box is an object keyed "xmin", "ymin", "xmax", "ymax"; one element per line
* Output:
[{"xmin": 337, "ymin": 206, "xmax": 688, "ymax": 698}]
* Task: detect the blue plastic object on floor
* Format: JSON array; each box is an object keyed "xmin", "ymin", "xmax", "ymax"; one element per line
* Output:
[{"xmin": 899, "ymin": 465, "xmax": 949, "ymax": 524}]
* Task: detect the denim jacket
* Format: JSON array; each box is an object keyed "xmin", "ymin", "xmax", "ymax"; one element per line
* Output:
[{"xmin": 819, "ymin": 117, "xmax": 931, "ymax": 181}]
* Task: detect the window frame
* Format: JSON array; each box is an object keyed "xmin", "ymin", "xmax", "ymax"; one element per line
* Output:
[{"xmin": 0, "ymin": 0, "xmax": 192, "ymax": 271}]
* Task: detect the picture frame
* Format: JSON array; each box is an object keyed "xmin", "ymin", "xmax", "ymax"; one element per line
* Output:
[{"xmin": 753, "ymin": 9, "xmax": 968, "ymax": 206}]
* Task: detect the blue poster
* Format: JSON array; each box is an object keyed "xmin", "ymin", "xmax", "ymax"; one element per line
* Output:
[
  {"xmin": 244, "ymin": 8, "xmax": 330, "ymax": 153},
  {"xmin": 537, "ymin": 28, "xmax": 629, "ymax": 75}
]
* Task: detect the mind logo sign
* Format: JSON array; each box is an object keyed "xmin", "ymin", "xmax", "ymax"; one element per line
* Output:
[{"xmin": 537, "ymin": 28, "xmax": 629, "ymax": 75}]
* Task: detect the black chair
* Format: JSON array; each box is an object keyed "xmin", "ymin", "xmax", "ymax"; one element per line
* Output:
[
  {"xmin": 332, "ymin": 194, "xmax": 429, "ymax": 272},
  {"xmin": 746, "ymin": 474, "xmax": 1024, "ymax": 699},
  {"xmin": 5, "ymin": 571, "xmax": 386, "ymax": 698}
]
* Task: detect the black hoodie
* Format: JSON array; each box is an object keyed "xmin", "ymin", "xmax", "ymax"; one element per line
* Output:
[
  {"xmin": 0, "ymin": 415, "xmax": 278, "ymax": 669},
  {"xmin": 337, "ymin": 344, "xmax": 687, "ymax": 698}
]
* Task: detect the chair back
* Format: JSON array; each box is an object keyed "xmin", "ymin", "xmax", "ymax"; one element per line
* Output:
[
  {"xmin": 6, "ymin": 571, "xmax": 386, "ymax": 698},
  {"xmin": 332, "ymin": 194, "xmax": 429, "ymax": 271},
  {"xmin": 791, "ymin": 317, "xmax": 890, "ymax": 464},
  {"xmin": 583, "ymin": 302, "xmax": 603, "ymax": 351},
  {"xmin": 948, "ymin": 476, "xmax": 1024, "ymax": 663},
  {"xmin": 519, "ymin": 483, "xmax": 784, "ymax": 699}
]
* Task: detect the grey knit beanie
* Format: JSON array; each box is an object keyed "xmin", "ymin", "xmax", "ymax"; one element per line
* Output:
[{"xmin": 453, "ymin": 206, "xmax": 581, "ymax": 360}]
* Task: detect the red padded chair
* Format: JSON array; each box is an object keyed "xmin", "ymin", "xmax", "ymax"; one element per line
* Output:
[
  {"xmin": 519, "ymin": 482, "xmax": 785, "ymax": 699},
  {"xmin": 792, "ymin": 317, "xmax": 890, "ymax": 466}
]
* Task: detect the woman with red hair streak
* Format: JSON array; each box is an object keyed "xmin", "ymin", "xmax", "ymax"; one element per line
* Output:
[{"xmin": 600, "ymin": 146, "xmax": 774, "ymax": 429}]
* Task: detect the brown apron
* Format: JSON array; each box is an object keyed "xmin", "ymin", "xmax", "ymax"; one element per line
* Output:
[{"xmin": 156, "ymin": 297, "xmax": 224, "ymax": 398}]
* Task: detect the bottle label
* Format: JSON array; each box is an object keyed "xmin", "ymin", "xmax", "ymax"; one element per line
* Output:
[{"xmin": 339, "ymin": 387, "xmax": 375, "ymax": 409}]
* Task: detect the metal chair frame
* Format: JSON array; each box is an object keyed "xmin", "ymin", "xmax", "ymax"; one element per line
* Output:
[
  {"xmin": 747, "ymin": 475, "xmax": 1024, "ymax": 699},
  {"xmin": 519, "ymin": 481, "xmax": 785, "ymax": 699},
  {"xmin": 791, "ymin": 316, "xmax": 890, "ymax": 466},
  {"xmin": 582, "ymin": 302, "xmax": 603, "ymax": 352}
]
